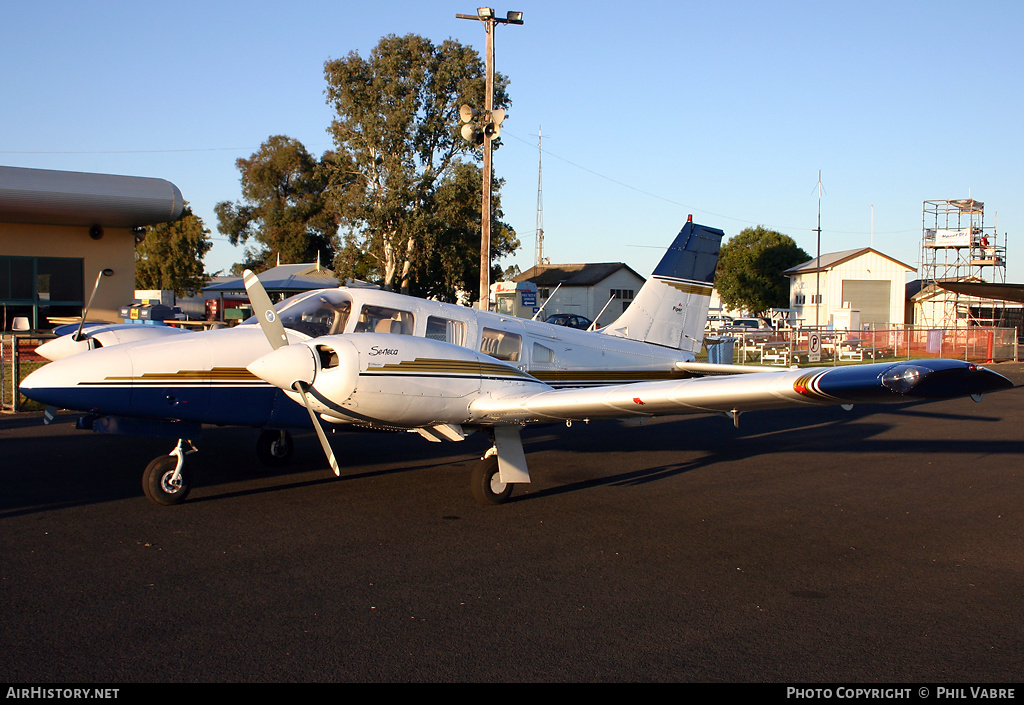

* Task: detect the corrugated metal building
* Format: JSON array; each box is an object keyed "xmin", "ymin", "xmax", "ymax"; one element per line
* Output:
[{"xmin": 784, "ymin": 248, "xmax": 915, "ymax": 329}]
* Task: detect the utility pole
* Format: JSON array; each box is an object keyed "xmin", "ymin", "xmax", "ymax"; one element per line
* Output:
[
  {"xmin": 814, "ymin": 170, "xmax": 824, "ymax": 329},
  {"xmin": 456, "ymin": 8, "xmax": 523, "ymax": 309}
]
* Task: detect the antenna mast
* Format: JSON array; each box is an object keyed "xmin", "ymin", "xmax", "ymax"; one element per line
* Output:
[{"xmin": 535, "ymin": 127, "xmax": 545, "ymax": 266}]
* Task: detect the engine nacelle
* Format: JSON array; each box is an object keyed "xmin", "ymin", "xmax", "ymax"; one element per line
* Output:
[{"xmin": 248, "ymin": 333, "xmax": 545, "ymax": 428}]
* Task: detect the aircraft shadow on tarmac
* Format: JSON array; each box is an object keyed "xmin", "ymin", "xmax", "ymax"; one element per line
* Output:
[
  {"xmin": 1, "ymin": 392, "xmax": 1017, "ymax": 514},
  {"xmin": 513, "ymin": 398, "xmax": 1017, "ymax": 501}
]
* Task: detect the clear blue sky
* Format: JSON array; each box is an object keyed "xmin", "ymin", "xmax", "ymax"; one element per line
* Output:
[{"xmin": 3, "ymin": 1, "xmax": 1023, "ymax": 284}]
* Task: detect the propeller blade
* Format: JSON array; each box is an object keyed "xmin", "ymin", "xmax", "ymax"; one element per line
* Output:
[
  {"xmin": 296, "ymin": 383, "xmax": 341, "ymax": 476},
  {"xmin": 243, "ymin": 269, "xmax": 288, "ymax": 350}
]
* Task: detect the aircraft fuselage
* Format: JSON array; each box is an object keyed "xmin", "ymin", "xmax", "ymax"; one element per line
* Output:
[{"xmin": 23, "ymin": 286, "xmax": 696, "ymax": 434}]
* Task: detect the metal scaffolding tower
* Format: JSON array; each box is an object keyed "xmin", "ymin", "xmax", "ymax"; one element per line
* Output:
[{"xmin": 919, "ymin": 198, "xmax": 1007, "ymax": 327}]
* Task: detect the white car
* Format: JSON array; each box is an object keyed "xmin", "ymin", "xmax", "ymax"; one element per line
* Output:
[
  {"xmin": 705, "ymin": 314, "xmax": 733, "ymax": 331},
  {"xmin": 725, "ymin": 317, "xmax": 773, "ymax": 331}
]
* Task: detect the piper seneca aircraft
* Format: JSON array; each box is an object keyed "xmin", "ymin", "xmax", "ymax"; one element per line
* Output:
[{"xmin": 20, "ymin": 218, "xmax": 1013, "ymax": 507}]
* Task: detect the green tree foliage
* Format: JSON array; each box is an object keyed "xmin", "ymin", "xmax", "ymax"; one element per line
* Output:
[
  {"xmin": 215, "ymin": 135, "xmax": 336, "ymax": 273},
  {"xmin": 323, "ymin": 33, "xmax": 517, "ymax": 300},
  {"xmin": 715, "ymin": 226, "xmax": 810, "ymax": 316},
  {"xmin": 135, "ymin": 205, "xmax": 212, "ymax": 296},
  {"xmin": 416, "ymin": 162, "xmax": 517, "ymax": 302}
]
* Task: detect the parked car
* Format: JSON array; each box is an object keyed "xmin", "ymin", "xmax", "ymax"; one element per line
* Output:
[
  {"xmin": 545, "ymin": 313, "xmax": 593, "ymax": 330},
  {"xmin": 705, "ymin": 314, "xmax": 734, "ymax": 331},
  {"xmin": 724, "ymin": 317, "xmax": 774, "ymax": 331}
]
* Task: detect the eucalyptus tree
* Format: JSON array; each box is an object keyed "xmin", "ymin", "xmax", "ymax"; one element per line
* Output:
[
  {"xmin": 215, "ymin": 135, "xmax": 337, "ymax": 272},
  {"xmin": 323, "ymin": 33, "xmax": 517, "ymax": 299}
]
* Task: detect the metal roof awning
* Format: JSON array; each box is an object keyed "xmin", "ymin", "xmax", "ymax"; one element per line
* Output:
[
  {"xmin": 203, "ymin": 264, "xmax": 341, "ymax": 293},
  {"xmin": 937, "ymin": 281, "xmax": 1024, "ymax": 304},
  {"xmin": 0, "ymin": 165, "xmax": 185, "ymax": 228}
]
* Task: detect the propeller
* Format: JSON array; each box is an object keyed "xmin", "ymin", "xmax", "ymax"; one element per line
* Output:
[{"xmin": 242, "ymin": 269, "xmax": 340, "ymax": 476}]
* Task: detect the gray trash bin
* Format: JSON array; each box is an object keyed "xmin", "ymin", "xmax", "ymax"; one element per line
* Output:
[{"xmin": 705, "ymin": 336, "xmax": 736, "ymax": 364}]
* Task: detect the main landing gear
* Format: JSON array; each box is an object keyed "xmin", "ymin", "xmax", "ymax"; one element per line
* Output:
[
  {"xmin": 470, "ymin": 427, "xmax": 530, "ymax": 506},
  {"xmin": 471, "ymin": 451, "xmax": 514, "ymax": 505},
  {"xmin": 255, "ymin": 429, "xmax": 294, "ymax": 467}
]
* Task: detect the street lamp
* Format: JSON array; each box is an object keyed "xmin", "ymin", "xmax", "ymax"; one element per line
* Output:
[{"xmin": 456, "ymin": 8, "xmax": 523, "ymax": 309}]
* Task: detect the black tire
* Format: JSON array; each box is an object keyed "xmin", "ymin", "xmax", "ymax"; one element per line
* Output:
[
  {"xmin": 471, "ymin": 455, "xmax": 514, "ymax": 505},
  {"xmin": 142, "ymin": 455, "xmax": 190, "ymax": 506},
  {"xmin": 256, "ymin": 429, "xmax": 294, "ymax": 467}
]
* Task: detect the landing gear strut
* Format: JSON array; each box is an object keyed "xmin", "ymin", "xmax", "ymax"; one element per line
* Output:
[
  {"xmin": 256, "ymin": 429, "xmax": 294, "ymax": 466},
  {"xmin": 471, "ymin": 425, "xmax": 530, "ymax": 506},
  {"xmin": 142, "ymin": 439, "xmax": 197, "ymax": 505}
]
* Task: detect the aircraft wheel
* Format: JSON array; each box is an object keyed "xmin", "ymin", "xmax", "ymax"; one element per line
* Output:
[
  {"xmin": 143, "ymin": 455, "xmax": 190, "ymax": 506},
  {"xmin": 256, "ymin": 429, "xmax": 294, "ymax": 467},
  {"xmin": 471, "ymin": 455, "xmax": 514, "ymax": 506}
]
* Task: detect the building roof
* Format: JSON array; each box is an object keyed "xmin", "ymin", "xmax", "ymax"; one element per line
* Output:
[
  {"xmin": 513, "ymin": 262, "xmax": 644, "ymax": 288},
  {"xmin": 203, "ymin": 263, "xmax": 341, "ymax": 293},
  {"xmin": 784, "ymin": 247, "xmax": 914, "ymax": 275},
  {"xmin": 0, "ymin": 165, "xmax": 185, "ymax": 228}
]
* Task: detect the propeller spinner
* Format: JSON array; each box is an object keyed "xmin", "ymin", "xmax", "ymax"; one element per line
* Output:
[{"xmin": 242, "ymin": 269, "xmax": 341, "ymax": 476}]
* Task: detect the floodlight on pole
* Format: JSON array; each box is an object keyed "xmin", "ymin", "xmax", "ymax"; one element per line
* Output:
[{"xmin": 456, "ymin": 8, "xmax": 523, "ymax": 309}]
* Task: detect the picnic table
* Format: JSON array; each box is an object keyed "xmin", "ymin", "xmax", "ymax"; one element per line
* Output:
[{"xmin": 837, "ymin": 338, "xmax": 891, "ymax": 361}]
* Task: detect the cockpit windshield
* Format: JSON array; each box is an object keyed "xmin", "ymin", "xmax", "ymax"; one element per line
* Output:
[{"xmin": 241, "ymin": 289, "xmax": 352, "ymax": 338}]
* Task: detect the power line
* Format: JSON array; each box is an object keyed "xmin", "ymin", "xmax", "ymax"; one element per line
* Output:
[
  {"xmin": 0, "ymin": 147, "xmax": 251, "ymax": 155},
  {"xmin": 501, "ymin": 129, "xmax": 917, "ymax": 238}
]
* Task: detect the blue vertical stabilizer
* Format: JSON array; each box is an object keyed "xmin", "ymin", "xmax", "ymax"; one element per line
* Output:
[{"xmin": 602, "ymin": 219, "xmax": 725, "ymax": 353}]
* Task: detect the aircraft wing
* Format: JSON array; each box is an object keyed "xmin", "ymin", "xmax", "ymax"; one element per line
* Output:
[{"xmin": 469, "ymin": 359, "xmax": 1013, "ymax": 424}]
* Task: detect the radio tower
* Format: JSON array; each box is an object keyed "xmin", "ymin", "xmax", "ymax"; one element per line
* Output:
[{"xmin": 535, "ymin": 127, "xmax": 546, "ymax": 266}]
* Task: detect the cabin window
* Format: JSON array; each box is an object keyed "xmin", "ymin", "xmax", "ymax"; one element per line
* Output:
[
  {"xmin": 426, "ymin": 316, "xmax": 466, "ymax": 346},
  {"xmin": 354, "ymin": 305, "xmax": 414, "ymax": 335},
  {"xmin": 480, "ymin": 328, "xmax": 522, "ymax": 362},
  {"xmin": 532, "ymin": 343, "xmax": 554, "ymax": 364}
]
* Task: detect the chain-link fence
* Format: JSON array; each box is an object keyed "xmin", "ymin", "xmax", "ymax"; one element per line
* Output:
[
  {"xmin": 704, "ymin": 326, "xmax": 1019, "ymax": 366},
  {"xmin": 2, "ymin": 334, "xmax": 52, "ymax": 413}
]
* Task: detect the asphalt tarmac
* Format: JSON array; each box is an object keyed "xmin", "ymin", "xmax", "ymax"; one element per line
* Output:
[{"xmin": 2, "ymin": 363, "xmax": 1022, "ymax": 683}]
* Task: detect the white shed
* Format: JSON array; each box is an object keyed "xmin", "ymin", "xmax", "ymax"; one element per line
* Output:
[
  {"xmin": 784, "ymin": 248, "xmax": 914, "ymax": 329},
  {"xmin": 513, "ymin": 262, "xmax": 646, "ymax": 327}
]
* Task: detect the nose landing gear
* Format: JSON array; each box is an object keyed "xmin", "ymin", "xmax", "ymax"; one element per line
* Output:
[{"xmin": 142, "ymin": 439, "xmax": 197, "ymax": 505}]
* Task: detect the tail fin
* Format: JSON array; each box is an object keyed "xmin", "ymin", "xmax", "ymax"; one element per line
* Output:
[{"xmin": 601, "ymin": 218, "xmax": 724, "ymax": 353}]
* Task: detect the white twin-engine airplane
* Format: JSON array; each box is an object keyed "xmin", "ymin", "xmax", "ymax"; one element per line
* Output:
[{"xmin": 21, "ymin": 218, "xmax": 1013, "ymax": 506}]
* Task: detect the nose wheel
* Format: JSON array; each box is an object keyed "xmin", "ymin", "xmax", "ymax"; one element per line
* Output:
[{"xmin": 142, "ymin": 439, "xmax": 196, "ymax": 505}]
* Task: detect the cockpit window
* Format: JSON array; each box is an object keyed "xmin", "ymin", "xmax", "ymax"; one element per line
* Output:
[{"xmin": 241, "ymin": 290, "xmax": 352, "ymax": 338}]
